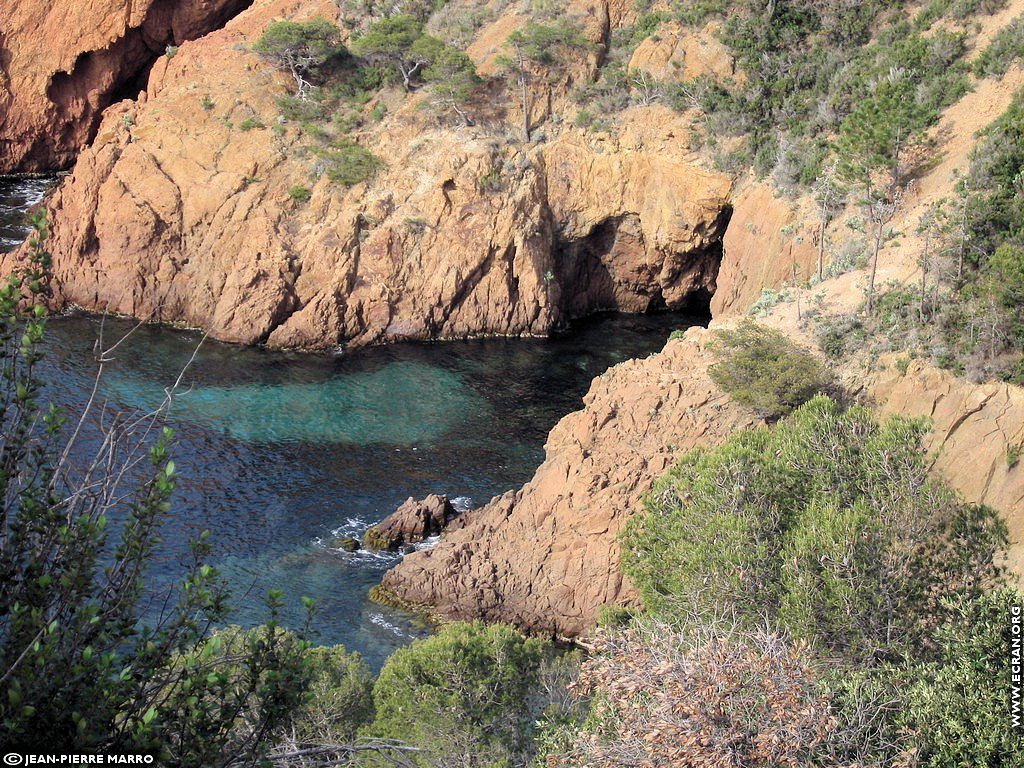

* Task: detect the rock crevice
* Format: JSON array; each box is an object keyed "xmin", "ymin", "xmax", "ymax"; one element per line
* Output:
[{"xmin": 1, "ymin": 0, "xmax": 255, "ymax": 173}]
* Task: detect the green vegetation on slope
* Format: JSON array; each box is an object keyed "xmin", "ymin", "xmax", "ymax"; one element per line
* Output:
[
  {"xmin": 708, "ymin": 321, "xmax": 836, "ymax": 419},
  {"xmin": 562, "ymin": 395, "xmax": 1020, "ymax": 766},
  {"xmin": 817, "ymin": 89, "xmax": 1024, "ymax": 382}
]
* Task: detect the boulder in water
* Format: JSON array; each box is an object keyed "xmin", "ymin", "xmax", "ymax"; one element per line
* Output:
[
  {"xmin": 327, "ymin": 537, "xmax": 360, "ymax": 552},
  {"xmin": 364, "ymin": 494, "xmax": 458, "ymax": 552}
]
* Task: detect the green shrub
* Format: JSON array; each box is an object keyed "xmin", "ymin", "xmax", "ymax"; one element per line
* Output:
[
  {"xmin": 611, "ymin": 11, "xmax": 668, "ymax": 53},
  {"xmin": 596, "ymin": 604, "xmax": 634, "ymax": 627},
  {"xmin": 621, "ymin": 396, "xmax": 1007, "ymax": 661},
  {"xmin": 477, "ymin": 166, "xmax": 503, "ymax": 193},
  {"xmin": 900, "ymin": 588, "xmax": 1024, "ymax": 767},
  {"xmin": 237, "ymin": 117, "xmax": 264, "ymax": 131},
  {"xmin": 291, "ymin": 643, "xmax": 374, "ymax": 742},
  {"xmin": 366, "ymin": 621, "xmax": 551, "ymax": 767},
  {"xmin": 1008, "ymin": 442, "xmax": 1022, "ymax": 468},
  {"xmin": 826, "ymin": 588, "xmax": 1024, "ymax": 767},
  {"xmin": 316, "ymin": 141, "xmax": 383, "ymax": 186},
  {"xmin": 973, "ymin": 14, "xmax": 1024, "ymax": 77},
  {"xmin": 817, "ymin": 315, "xmax": 866, "ymax": 358},
  {"xmin": 673, "ymin": 0, "xmax": 729, "ymax": 27},
  {"xmin": 288, "ymin": 185, "xmax": 312, "ymax": 202},
  {"xmin": 708, "ymin": 321, "xmax": 835, "ymax": 419}
]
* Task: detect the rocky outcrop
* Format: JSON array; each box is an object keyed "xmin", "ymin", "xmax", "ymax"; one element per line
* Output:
[
  {"xmin": 4, "ymin": 0, "xmax": 732, "ymax": 349},
  {"xmin": 628, "ymin": 21, "xmax": 737, "ymax": 82},
  {"xmin": 364, "ymin": 494, "xmax": 459, "ymax": 552},
  {"xmin": 866, "ymin": 357, "xmax": 1024, "ymax": 576},
  {"xmin": 711, "ymin": 180, "xmax": 818, "ymax": 317},
  {"xmin": 380, "ymin": 331, "xmax": 1024, "ymax": 635},
  {"xmin": 379, "ymin": 327, "xmax": 754, "ymax": 636},
  {"xmin": 0, "ymin": 0, "xmax": 254, "ymax": 173}
]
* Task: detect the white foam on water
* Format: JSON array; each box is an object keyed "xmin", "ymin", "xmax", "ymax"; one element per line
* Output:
[{"xmin": 368, "ymin": 612, "xmax": 406, "ymax": 637}]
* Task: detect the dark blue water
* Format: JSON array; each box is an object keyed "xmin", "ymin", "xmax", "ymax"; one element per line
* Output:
[{"xmin": 1, "ymin": 178, "xmax": 702, "ymax": 669}]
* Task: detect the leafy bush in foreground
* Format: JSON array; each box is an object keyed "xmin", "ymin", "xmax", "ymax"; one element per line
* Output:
[
  {"xmin": 366, "ymin": 621, "xmax": 553, "ymax": 768},
  {"xmin": 0, "ymin": 216, "xmax": 315, "ymax": 763},
  {"xmin": 621, "ymin": 396, "xmax": 1006, "ymax": 661},
  {"xmin": 825, "ymin": 588, "xmax": 1024, "ymax": 767}
]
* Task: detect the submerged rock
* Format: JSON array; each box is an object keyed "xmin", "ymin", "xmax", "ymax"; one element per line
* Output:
[{"xmin": 328, "ymin": 537, "xmax": 360, "ymax": 552}]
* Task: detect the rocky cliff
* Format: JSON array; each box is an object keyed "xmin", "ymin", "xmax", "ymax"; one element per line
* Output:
[
  {"xmin": 3, "ymin": 0, "xmax": 732, "ymax": 348},
  {"xmin": 0, "ymin": 0, "xmax": 253, "ymax": 173},
  {"xmin": 380, "ymin": 327, "xmax": 754, "ymax": 636}
]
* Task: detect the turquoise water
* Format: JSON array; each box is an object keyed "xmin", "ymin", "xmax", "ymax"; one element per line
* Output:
[
  {"xmin": 2, "ymin": 178, "xmax": 704, "ymax": 669},
  {"xmin": 107, "ymin": 360, "xmax": 489, "ymax": 444}
]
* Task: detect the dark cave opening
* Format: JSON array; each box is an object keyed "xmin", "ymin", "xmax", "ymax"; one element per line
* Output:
[{"xmin": 553, "ymin": 203, "xmax": 733, "ymax": 329}]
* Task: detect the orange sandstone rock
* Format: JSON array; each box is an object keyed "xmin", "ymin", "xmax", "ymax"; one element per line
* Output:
[
  {"xmin": 6, "ymin": 1, "xmax": 732, "ymax": 349},
  {"xmin": 0, "ymin": 0, "xmax": 252, "ymax": 173}
]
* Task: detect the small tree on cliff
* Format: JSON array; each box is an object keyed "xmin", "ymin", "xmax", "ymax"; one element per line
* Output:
[
  {"xmin": 254, "ymin": 18, "xmax": 346, "ymax": 97},
  {"xmin": 836, "ymin": 72, "xmax": 931, "ymax": 314},
  {"xmin": 423, "ymin": 46, "xmax": 480, "ymax": 125},
  {"xmin": 501, "ymin": 22, "xmax": 588, "ymax": 142},
  {"xmin": 351, "ymin": 14, "xmax": 439, "ymax": 91}
]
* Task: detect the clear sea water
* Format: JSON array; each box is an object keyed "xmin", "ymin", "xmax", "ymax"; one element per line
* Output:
[{"xmin": 1, "ymin": 177, "xmax": 702, "ymax": 669}]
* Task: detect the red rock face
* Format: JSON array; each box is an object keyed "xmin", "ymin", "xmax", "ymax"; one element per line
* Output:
[{"xmin": 0, "ymin": 0, "xmax": 252, "ymax": 173}]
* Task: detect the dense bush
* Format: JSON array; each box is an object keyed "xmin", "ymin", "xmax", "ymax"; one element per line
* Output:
[
  {"xmin": 621, "ymin": 396, "xmax": 1006, "ymax": 661},
  {"xmin": 314, "ymin": 141, "xmax": 384, "ymax": 186},
  {"xmin": 708, "ymin": 321, "xmax": 835, "ymax": 419},
  {"xmin": 286, "ymin": 642, "xmax": 374, "ymax": 743},
  {"xmin": 365, "ymin": 621, "xmax": 556, "ymax": 767},
  {"xmin": 825, "ymin": 588, "xmax": 1024, "ymax": 767},
  {"xmin": 965, "ymin": 91, "xmax": 1024, "ymax": 260},
  {"xmin": 974, "ymin": 14, "xmax": 1024, "ymax": 77}
]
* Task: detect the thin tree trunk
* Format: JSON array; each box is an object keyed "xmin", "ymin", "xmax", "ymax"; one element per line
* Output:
[
  {"xmin": 818, "ymin": 203, "xmax": 827, "ymax": 280},
  {"xmin": 517, "ymin": 47, "xmax": 530, "ymax": 143},
  {"xmin": 919, "ymin": 233, "xmax": 929, "ymax": 322},
  {"xmin": 453, "ymin": 103, "xmax": 474, "ymax": 127},
  {"xmin": 868, "ymin": 218, "xmax": 883, "ymax": 315}
]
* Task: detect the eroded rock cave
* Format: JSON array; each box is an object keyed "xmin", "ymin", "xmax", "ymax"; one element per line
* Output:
[{"xmin": 553, "ymin": 204, "xmax": 733, "ymax": 327}]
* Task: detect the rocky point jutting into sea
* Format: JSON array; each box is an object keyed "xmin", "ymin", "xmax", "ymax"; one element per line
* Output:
[{"xmin": 2, "ymin": 0, "xmax": 1023, "ymax": 647}]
